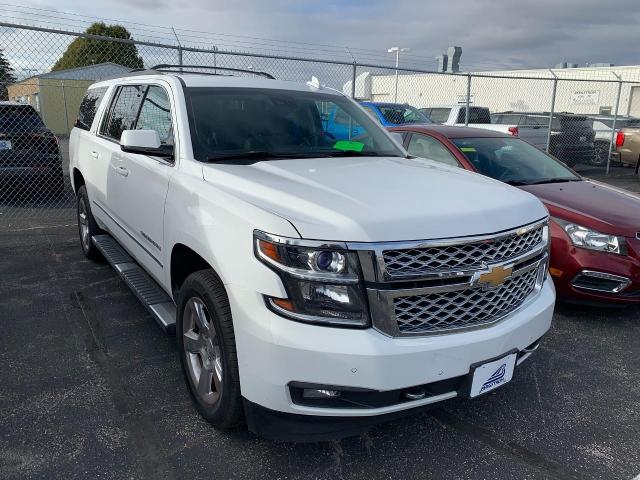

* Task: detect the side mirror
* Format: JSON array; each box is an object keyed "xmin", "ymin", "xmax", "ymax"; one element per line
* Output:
[{"xmin": 120, "ymin": 130, "xmax": 173, "ymax": 158}]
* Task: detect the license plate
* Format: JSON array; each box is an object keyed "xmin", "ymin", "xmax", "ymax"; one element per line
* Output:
[
  {"xmin": 469, "ymin": 353, "xmax": 517, "ymax": 397},
  {"xmin": 0, "ymin": 140, "xmax": 12, "ymax": 150}
]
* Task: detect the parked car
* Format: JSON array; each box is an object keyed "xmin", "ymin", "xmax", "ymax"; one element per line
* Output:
[
  {"xmin": 613, "ymin": 123, "xmax": 640, "ymax": 168},
  {"xmin": 322, "ymin": 103, "xmax": 366, "ymax": 140},
  {"xmin": 0, "ymin": 101, "xmax": 64, "ymax": 198},
  {"xmin": 390, "ymin": 124, "xmax": 640, "ymax": 304},
  {"xmin": 588, "ymin": 115, "xmax": 640, "ymax": 166},
  {"xmin": 70, "ymin": 67, "xmax": 554, "ymax": 441},
  {"xmin": 359, "ymin": 101, "xmax": 432, "ymax": 127},
  {"xmin": 421, "ymin": 105, "xmax": 549, "ymax": 150},
  {"xmin": 492, "ymin": 111, "xmax": 595, "ymax": 167}
]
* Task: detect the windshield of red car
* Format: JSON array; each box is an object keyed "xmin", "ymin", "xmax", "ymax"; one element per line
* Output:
[{"xmin": 452, "ymin": 137, "xmax": 580, "ymax": 185}]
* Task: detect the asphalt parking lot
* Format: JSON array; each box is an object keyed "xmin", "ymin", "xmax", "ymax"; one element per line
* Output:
[{"xmin": 1, "ymin": 173, "xmax": 639, "ymax": 480}]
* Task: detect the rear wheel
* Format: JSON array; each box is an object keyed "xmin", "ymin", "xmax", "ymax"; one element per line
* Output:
[
  {"xmin": 76, "ymin": 185, "xmax": 103, "ymax": 261},
  {"xmin": 177, "ymin": 270, "xmax": 243, "ymax": 430}
]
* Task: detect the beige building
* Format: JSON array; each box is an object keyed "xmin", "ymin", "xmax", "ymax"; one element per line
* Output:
[
  {"xmin": 8, "ymin": 63, "xmax": 131, "ymax": 135},
  {"xmin": 346, "ymin": 65, "xmax": 640, "ymax": 117}
]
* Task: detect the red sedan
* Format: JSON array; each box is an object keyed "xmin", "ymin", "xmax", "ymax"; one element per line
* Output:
[{"xmin": 389, "ymin": 125, "xmax": 640, "ymax": 304}]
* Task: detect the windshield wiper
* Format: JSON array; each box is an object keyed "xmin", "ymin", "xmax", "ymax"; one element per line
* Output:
[
  {"xmin": 205, "ymin": 151, "xmax": 314, "ymax": 163},
  {"xmin": 321, "ymin": 150, "xmax": 400, "ymax": 157},
  {"xmin": 525, "ymin": 178, "xmax": 581, "ymax": 185}
]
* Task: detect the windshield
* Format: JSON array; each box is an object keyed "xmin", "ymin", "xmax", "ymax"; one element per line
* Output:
[
  {"xmin": 0, "ymin": 105, "xmax": 45, "ymax": 132},
  {"xmin": 452, "ymin": 137, "xmax": 580, "ymax": 185},
  {"xmin": 185, "ymin": 87, "xmax": 404, "ymax": 161},
  {"xmin": 376, "ymin": 104, "xmax": 431, "ymax": 125}
]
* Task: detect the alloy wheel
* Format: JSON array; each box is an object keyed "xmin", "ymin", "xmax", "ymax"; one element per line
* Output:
[
  {"xmin": 182, "ymin": 297, "xmax": 223, "ymax": 405},
  {"xmin": 78, "ymin": 197, "xmax": 90, "ymax": 252}
]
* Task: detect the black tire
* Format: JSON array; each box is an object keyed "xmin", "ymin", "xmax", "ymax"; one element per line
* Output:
[
  {"xmin": 590, "ymin": 143, "xmax": 609, "ymax": 167},
  {"xmin": 176, "ymin": 269, "xmax": 243, "ymax": 430},
  {"xmin": 76, "ymin": 185, "xmax": 103, "ymax": 261}
]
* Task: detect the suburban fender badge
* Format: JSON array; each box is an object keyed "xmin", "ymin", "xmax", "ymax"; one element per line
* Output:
[{"xmin": 473, "ymin": 265, "xmax": 514, "ymax": 290}]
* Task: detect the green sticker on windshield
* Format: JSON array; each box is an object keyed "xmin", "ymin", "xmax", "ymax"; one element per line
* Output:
[
  {"xmin": 333, "ymin": 140, "xmax": 364, "ymax": 152},
  {"xmin": 460, "ymin": 147, "xmax": 476, "ymax": 152}
]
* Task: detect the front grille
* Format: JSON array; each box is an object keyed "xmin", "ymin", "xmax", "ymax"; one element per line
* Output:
[
  {"xmin": 382, "ymin": 225, "xmax": 543, "ymax": 277},
  {"xmin": 393, "ymin": 268, "xmax": 539, "ymax": 334}
]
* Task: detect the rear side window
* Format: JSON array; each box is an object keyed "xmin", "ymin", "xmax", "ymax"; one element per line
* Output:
[
  {"xmin": 100, "ymin": 85, "xmax": 145, "ymax": 141},
  {"xmin": 76, "ymin": 87, "xmax": 108, "ymax": 131},
  {"xmin": 0, "ymin": 104, "xmax": 45, "ymax": 132}
]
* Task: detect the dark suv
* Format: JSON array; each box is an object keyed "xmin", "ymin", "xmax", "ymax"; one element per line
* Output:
[
  {"xmin": 492, "ymin": 111, "xmax": 595, "ymax": 167},
  {"xmin": 0, "ymin": 102, "xmax": 64, "ymax": 198}
]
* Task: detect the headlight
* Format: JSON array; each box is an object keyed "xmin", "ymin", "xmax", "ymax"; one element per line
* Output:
[
  {"xmin": 254, "ymin": 231, "xmax": 370, "ymax": 328},
  {"xmin": 553, "ymin": 218, "xmax": 627, "ymax": 255}
]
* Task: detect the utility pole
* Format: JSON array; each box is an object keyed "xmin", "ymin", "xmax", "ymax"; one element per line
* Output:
[{"xmin": 388, "ymin": 47, "xmax": 410, "ymax": 103}]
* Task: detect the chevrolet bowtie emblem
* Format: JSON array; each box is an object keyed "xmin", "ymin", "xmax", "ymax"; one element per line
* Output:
[{"xmin": 476, "ymin": 265, "xmax": 513, "ymax": 289}]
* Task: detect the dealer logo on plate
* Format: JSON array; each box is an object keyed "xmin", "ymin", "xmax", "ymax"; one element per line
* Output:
[{"xmin": 480, "ymin": 364, "xmax": 507, "ymax": 393}]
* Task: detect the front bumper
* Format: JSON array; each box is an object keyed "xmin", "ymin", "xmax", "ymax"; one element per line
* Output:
[
  {"xmin": 229, "ymin": 278, "xmax": 555, "ymax": 420},
  {"xmin": 550, "ymin": 228, "xmax": 640, "ymax": 303}
]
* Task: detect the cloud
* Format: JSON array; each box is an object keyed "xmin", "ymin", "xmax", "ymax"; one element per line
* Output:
[{"xmin": 12, "ymin": 0, "xmax": 640, "ymax": 70}]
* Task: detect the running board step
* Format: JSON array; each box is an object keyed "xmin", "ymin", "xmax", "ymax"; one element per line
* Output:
[{"xmin": 92, "ymin": 234, "xmax": 176, "ymax": 334}]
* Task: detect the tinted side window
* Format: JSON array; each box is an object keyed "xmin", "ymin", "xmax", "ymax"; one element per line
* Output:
[
  {"xmin": 407, "ymin": 134, "xmax": 460, "ymax": 167},
  {"xmin": 76, "ymin": 87, "xmax": 108, "ymax": 131},
  {"xmin": 135, "ymin": 86, "xmax": 173, "ymax": 145},
  {"xmin": 457, "ymin": 107, "xmax": 491, "ymax": 124},
  {"xmin": 101, "ymin": 85, "xmax": 145, "ymax": 141}
]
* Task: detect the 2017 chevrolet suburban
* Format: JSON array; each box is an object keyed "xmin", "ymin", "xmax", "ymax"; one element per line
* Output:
[{"xmin": 69, "ymin": 66, "xmax": 555, "ymax": 441}]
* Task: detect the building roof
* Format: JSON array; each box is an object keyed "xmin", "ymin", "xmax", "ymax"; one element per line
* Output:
[{"xmin": 17, "ymin": 62, "xmax": 132, "ymax": 83}]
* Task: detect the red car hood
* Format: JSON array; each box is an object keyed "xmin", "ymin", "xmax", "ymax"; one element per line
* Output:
[{"xmin": 520, "ymin": 179, "xmax": 640, "ymax": 238}]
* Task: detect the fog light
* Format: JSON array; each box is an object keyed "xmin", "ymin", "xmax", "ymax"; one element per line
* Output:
[{"xmin": 302, "ymin": 388, "xmax": 341, "ymax": 399}]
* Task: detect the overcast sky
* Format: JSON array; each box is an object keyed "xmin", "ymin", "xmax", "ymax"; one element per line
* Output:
[{"xmin": 9, "ymin": 0, "xmax": 640, "ymax": 71}]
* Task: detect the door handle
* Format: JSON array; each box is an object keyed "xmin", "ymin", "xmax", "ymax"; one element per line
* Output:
[
  {"xmin": 114, "ymin": 165, "xmax": 129, "ymax": 177},
  {"xmin": 90, "ymin": 150, "xmax": 99, "ymax": 158}
]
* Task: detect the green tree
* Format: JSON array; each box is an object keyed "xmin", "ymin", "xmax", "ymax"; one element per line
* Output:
[
  {"xmin": 0, "ymin": 49, "xmax": 16, "ymax": 101},
  {"xmin": 52, "ymin": 22, "xmax": 144, "ymax": 71}
]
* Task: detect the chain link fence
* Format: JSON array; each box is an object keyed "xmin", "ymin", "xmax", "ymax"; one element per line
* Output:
[{"xmin": 1, "ymin": 21, "xmax": 639, "ymax": 230}]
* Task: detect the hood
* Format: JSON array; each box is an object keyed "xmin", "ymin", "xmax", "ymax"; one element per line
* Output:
[
  {"xmin": 520, "ymin": 179, "xmax": 640, "ymax": 237},
  {"xmin": 203, "ymin": 156, "xmax": 547, "ymax": 242}
]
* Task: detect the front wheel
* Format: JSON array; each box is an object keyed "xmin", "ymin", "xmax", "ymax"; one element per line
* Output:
[
  {"xmin": 177, "ymin": 270, "xmax": 243, "ymax": 430},
  {"xmin": 76, "ymin": 185, "xmax": 103, "ymax": 261}
]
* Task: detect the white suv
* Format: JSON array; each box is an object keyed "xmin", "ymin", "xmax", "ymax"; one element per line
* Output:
[{"xmin": 69, "ymin": 66, "xmax": 555, "ymax": 441}]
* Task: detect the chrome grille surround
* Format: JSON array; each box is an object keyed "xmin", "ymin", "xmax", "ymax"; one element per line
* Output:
[{"xmin": 350, "ymin": 218, "xmax": 550, "ymax": 337}]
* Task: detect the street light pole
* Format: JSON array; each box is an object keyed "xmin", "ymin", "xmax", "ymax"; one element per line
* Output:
[{"xmin": 388, "ymin": 47, "xmax": 410, "ymax": 103}]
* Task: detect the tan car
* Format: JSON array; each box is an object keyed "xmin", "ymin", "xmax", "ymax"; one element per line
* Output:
[{"xmin": 615, "ymin": 126, "xmax": 640, "ymax": 167}]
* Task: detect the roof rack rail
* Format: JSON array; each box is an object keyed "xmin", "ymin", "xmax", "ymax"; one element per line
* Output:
[{"xmin": 149, "ymin": 64, "xmax": 275, "ymax": 79}]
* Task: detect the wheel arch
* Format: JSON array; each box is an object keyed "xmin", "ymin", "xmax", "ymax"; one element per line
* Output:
[
  {"xmin": 72, "ymin": 168, "xmax": 85, "ymax": 194},
  {"xmin": 170, "ymin": 243, "xmax": 222, "ymax": 299}
]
